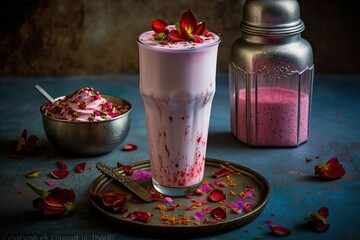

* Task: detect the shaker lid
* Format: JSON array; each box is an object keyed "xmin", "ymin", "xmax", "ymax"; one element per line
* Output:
[{"xmin": 240, "ymin": 0, "xmax": 305, "ymax": 36}]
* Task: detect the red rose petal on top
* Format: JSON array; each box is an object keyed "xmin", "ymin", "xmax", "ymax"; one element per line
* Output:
[
  {"xmin": 168, "ymin": 29, "xmax": 185, "ymax": 42},
  {"xmin": 208, "ymin": 189, "xmax": 226, "ymax": 202},
  {"xmin": 75, "ymin": 162, "xmax": 86, "ymax": 173},
  {"xmin": 50, "ymin": 169, "xmax": 69, "ymax": 179},
  {"xmin": 123, "ymin": 144, "xmax": 138, "ymax": 151},
  {"xmin": 193, "ymin": 22, "xmax": 206, "ymax": 36},
  {"xmin": 152, "ymin": 19, "xmax": 167, "ymax": 34},
  {"xmin": 179, "ymin": 9, "xmax": 197, "ymax": 34},
  {"xmin": 179, "ymin": 26, "xmax": 191, "ymax": 41},
  {"xmin": 191, "ymin": 35, "xmax": 203, "ymax": 43}
]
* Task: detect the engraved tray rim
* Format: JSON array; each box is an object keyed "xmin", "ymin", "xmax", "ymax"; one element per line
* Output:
[{"xmin": 88, "ymin": 158, "xmax": 270, "ymax": 237}]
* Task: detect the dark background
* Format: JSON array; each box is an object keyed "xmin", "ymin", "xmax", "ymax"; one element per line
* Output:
[{"xmin": 0, "ymin": 0, "xmax": 359, "ymax": 76}]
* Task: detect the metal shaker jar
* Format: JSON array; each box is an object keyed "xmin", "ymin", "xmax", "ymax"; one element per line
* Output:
[{"xmin": 229, "ymin": 0, "xmax": 314, "ymax": 147}]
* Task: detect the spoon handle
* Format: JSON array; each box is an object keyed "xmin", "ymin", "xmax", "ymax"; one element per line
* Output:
[{"xmin": 35, "ymin": 84, "xmax": 55, "ymax": 103}]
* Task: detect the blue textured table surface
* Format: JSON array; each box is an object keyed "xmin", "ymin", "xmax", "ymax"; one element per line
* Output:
[{"xmin": 0, "ymin": 74, "xmax": 359, "ymax": 240}]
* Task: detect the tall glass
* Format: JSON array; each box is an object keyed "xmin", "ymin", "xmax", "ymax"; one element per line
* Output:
[{"xmin": 138, "ymin": 31, "xmax": 220, "ymax": 196}]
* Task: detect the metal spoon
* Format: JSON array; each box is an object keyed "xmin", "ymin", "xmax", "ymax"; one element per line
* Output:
[
  {"xmin": 34, "ymin": 84, "xmax": 55, "ymax": 104},
  {"xmin": 96, "ymin": 162, "xmax": 153, "ymax": 202}
]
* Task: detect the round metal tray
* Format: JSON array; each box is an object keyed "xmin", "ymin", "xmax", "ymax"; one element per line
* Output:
[{"xmin": 89, "ymin": 158, "xmax": 270, "ymax": 237}]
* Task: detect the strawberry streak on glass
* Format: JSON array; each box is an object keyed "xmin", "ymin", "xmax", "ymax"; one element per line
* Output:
[{"xmin": 138, "ymin": 28, "xmax": 221, "ymax": 196}]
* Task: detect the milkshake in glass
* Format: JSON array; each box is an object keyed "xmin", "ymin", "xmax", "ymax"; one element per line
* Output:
[
  {"xmin": 138, "ymin": 10, "xmax": 220, "ymax": 196},
  {"xmin": 234, "ymin": 87, "xmax": 309, "ymax": 146}
]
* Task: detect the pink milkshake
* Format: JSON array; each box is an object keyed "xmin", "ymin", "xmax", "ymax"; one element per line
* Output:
[
  {"xmin": 232, "ymin": 87, "xmax": 309, "ymax": 146},
  {"xmin": 138, "ymin": 10, "xmax": 220, "ymax": 196}
]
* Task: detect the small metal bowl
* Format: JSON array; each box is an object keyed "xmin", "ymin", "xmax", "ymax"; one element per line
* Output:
[{"xmin": 40, "ymin": 95, "xmax": 131, "ymax": 156}]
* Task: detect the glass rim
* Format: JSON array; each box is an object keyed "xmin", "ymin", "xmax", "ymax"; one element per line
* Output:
[{"xmin": 137, "ymin": 31, "xmax": 221, "ymax": 52}]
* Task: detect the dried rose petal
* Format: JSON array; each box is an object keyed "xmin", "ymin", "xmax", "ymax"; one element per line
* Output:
[
  {"xmin": 24, "ymin": 135, "xmax": 41, "ymax": 152},
  {"xmin": 210, "ymin": 207, "xmax": 227, "ymax": 220},
  {"xmin": 78, "ymin": 102, "xmax": 86, "ymax": 109},
  {"xmin": 102, "ymin": 191, "xmax": 120, "ymax": 207},
  {"xmin": 127, "ymin": 211, "xmax": 152, "ymax": 223},
  {"xmin": 94, "ymin": 191, "xmax": 128, "ymax": 213},
  {"xmin": 244, "ymin": 202, "xmax": 256, "ymax": 213},
  {"xmin": 193, "ymin": 208, "xmax": 210, "ymax": 221},
  {"xmin": 42, "ymin": 188, "xmax": 75, "ymax": 216},
  {"xmin": 122, "ymin": 143, "xmax": 138, "ymax": 151},
  {"xmin": 308, "ymin": 220, "xmax": 330, "ymax": 233},
  {"xmin": 240, "ymin": 187, "xmax": 256, "ymax": 199},
  {"xmin": 195, "ymin": 188, "xmax": 203, "ymax": 195},
  {"xmin": 45, "ymin": 179, "xmax": 56, "ymax": 186},
  {"xmin": 112, "ymin": 195, "xmax": 127, "ymax": 213},
  {"xmin": 318, "ymin": 207, "xmax": 329, "ymax": 218},
  {"xmin": 203, "ymin": 218, "xmax": 217, "ymax": 224},
  {"xmin": 128, "ymin": 170, "xmax": 152, "ymax": 181},
  {"xmin": 208, "ymin": 189, "xmax": 226, "ymax": 202},
  {"xmin": 305, "ymin": 207, "xmax": 330, "ymax": 232},
  {"xmin": 269, "ymin": 225, "xmax": 292, "ymax": 236},
  {"xmin": 113, "ymin": 202, "xmax": 127, "ymax": 213},
  {"xmin": 194, "ymin": 211, "xmax": 204, "ymax": 221},
  {"xmin": 117, "ymin": 162, "xmax": 133, "ymax": 175},
  {"xmin": 265, "ymin": 219, "xmax": 273, "ymax": 224},
  {"xmin": 214, "ymin": 168, "xmax": 231, "ymax": 178},
  {"xmin": 57, "ymin": 161, "xmax": 68, "ymax": 170},
  {"xmin": 16, "ymin": 129, "xmax": 42, "ymax": 153},
  {"xmin": 123, "ymin": 165, "xmax": 132, "ymax": 175},
  {"xmin": 163, "ymin": 197, "xmax": 173, "ymax": 203},
  {"xmin": 27, "ymin": 183, "xmax": 75, "ymax": 217},
  {"xmin": 202, "ymin": 184, "xmax": 211, "ymax": 191},
  {"xmin": 50, "ymin": 169, "xmax": 69, "ymax": 179},
  {"xmin": 75, "ymin": 162, "xmax": 86, "ymax": 173},
  {"xmin": 315, "ymin": 157, "xmax": 345, "ymax": 180},
  {"xmin": 210, "ymin": 181, "xmax": 227, "ymax": 187},
  {"xmin": 26, "ymin": 169, "xmax": 42, "ymax": 178},
  {"xmin": 227, "ymin": 199, "xmax": 245, "ymax": 214}
]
